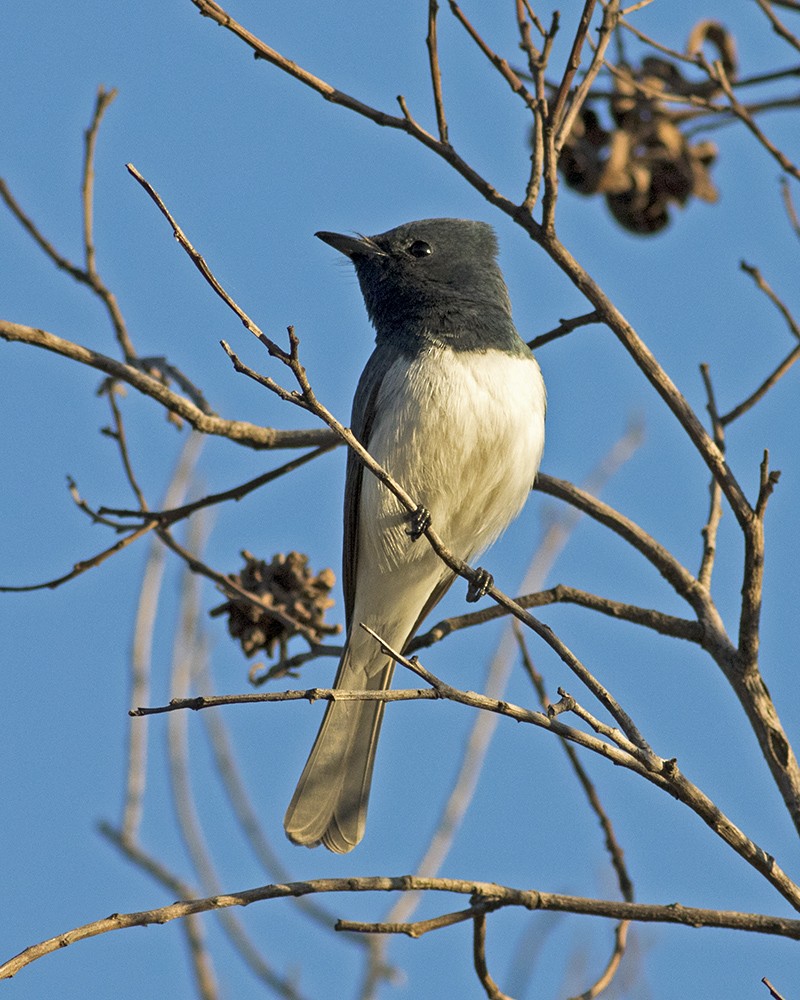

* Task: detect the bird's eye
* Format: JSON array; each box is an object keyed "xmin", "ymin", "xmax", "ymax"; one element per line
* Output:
[{"xmin": 407, "ymin": 240, "xmax": 432, "ymax": 258}]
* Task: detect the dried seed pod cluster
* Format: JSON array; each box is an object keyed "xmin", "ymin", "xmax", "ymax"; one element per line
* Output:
[
  {"xmin": 558, "ymin": 20, "xmax": 736, "ymax": 235},
  {"xmin": 211, "ymin": 550, "xmax": 339, "ymax": 659}
]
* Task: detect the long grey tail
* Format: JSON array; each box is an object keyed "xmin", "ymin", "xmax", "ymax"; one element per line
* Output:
[{"xmin": 283, "ymin": 647, "xmax": 394, "ymax": 853}]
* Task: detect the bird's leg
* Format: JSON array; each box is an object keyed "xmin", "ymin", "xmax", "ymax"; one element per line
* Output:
[
  {"xmin": 406, "ymin": 505, "xmax": 432, "ymax": 541},
  {"xmin": 466, "ymin": 567, "xmax": 493, "ymax": 603}
]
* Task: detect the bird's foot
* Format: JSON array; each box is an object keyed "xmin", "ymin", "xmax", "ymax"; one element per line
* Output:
[
  {"xmin": 406, "ymin": 505, "xmax": 432, "ymax": 541},
  {"xmin": 466, "ymin": 567, "xmax": 493, "ymax": 603}
]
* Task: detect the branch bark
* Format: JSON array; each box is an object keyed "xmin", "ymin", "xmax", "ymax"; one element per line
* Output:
[{"xmin": 5, "ymin": 875, "xmax": 800, "ymax": 980}]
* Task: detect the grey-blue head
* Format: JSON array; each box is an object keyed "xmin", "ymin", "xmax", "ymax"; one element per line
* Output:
[{"xmin": 317, "ymin": 218, "xmax": 527, "ymax": 356}]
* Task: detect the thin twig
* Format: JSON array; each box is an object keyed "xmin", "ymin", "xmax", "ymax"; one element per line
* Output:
[
  {"xmin": 101, "ymin": 443, "xmax": 336, "ymax": 525},
  {"xmin": 755, "ymin": 0, "xmax": 800, "ymax": 54},
  {"xmin": 527, "ymin": 310, "xmax": 601, "ymax": 350},
  {"xmin": 549, "ymin": 0, "xmax": 598, "ymax": 139},
  {"xmin": 716, "ymin": 263, "xmax": 800, "ymax": 424},
  {"xmin": 0, "ymin": 91, "xmax": 137, "ymax": 361},
  {"xmin": 411, "ymin": 583, "xmax": 702, "ymax": 651},
  {"xmin": 739, "ymin": 261, "xmax": 800, "ymax": 341},
  {"xmin": 698, "ymin": 364, "xmax": 725, "ymax": 590},
  {"xmin": 473, "ymin": 912, "xmax": 513, "ymax": 1000},
  {"xmin": 705, "ymin": 58, "xmax": 800, "ymax": 181},
  {"xmin": 82, "ymin": 87, "xmax": 117, "ymax": 279},
  {"xmin": 447, "ymin": 0, "xmax": 537, "ymax": 112},
  {"xmin": 722, "ymin": 342, "xmax": 800, "ymax": 426},
  {"xmin": 126, "ymin": 164, "xmax": 272, "ymax": 344},
  {"xmin": 534, "ymin": 474, "xmax": 702, "ymax": 610},
  {"xmin": 426, "ymin": 0, "xmax": 449, "ymax": 143},
  {"xmin": 0, "ymin": 522, "xmax": 156, "ymax": 593},
  {"xmin": 103, "ymin": 383, "xmax": 149, "ymax": 511},
  {"xmin": 762, "ymin": 976, "xmax": 789, "ymax": 1000},
  {"xmin": 340, "ymin": 903, "xmax": 491, "ymax": 938},
  {"xmin": 555, "ymin": 1, "xmax": 619, "ymax": 156}
]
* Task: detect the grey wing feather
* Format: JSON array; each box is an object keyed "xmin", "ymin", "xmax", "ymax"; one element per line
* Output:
[{"xmin": 343, "ymin": 344, "xmax": 397, "ymax": 629}]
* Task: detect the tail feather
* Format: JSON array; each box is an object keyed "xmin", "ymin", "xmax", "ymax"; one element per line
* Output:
[{"xmin": 284, "ymin": 649, "xmax": 394, "ymax": 853}]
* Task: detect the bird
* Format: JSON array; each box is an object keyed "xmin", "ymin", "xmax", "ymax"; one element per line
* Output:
[{"xmin": 284, "ymin": 218, "xmax": 546, "ymax": 852}]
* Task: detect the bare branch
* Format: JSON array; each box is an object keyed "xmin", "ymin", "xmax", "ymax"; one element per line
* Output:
[
  {"xmin": 1, "ymin": 90, "xmax": 136, "ymax": 361},
  {"xmin": 549, "ymin": 0, "xmax": 599, "ymax": 139},
  {"xmin": 0, "ymin": 321, "xmax": 332, "ymax": 450},
  {"xmin": 103, "ymin": 382, "xmax": 149, "ymax": 510},
  {"xmin": 473, "ymin": 912, "xmax": 513, "ymax": 1000},
  {"xmin": 339, "ymin": 903, "xmax": 490, "ymax": 938},
  {"xmin": 698, "ymin": 363, "xmax": 725, "ymax": 589},
  {"xmin": 365, "ymin": 628, "xmax": 800, "ymax": 908},
  {"xmin": 755, "ymin": 0, "xmax": 800, "ymax": 54},
  {"xmin": 554, "ymin": 2, "xmax": 623, "ymax": 159},
  {"xmin": 762, "ymin": 976, "xmax": 790, "ymax": 1000},
  {"xmin": 704, "ymin": 58, "xmax": 800, "ymax": 181},
  {"xmin": 82, "ymin": 88, "xmax": 116, "ymax": 280},
  {"xmin": 447, "ymin": 0, "xmax": 537, "ymax": 112},
  {"xmin": 126, "ymin": 164, "xmax": 275, "ymax": 348},
  {"xmin": 5, "ymin": 875, "xmax": 800, "ymax": 980},
  {"xmin": 0, "ymin": 521, "xmax": 156, "ymax": 593},
  {"xmin": 411, "ymin": 584, "xmax": 702, "ymax": 652},
  {"xmin": 535, "ymin": 236, "xmax": 755, "ymax": 531},
  {"xmin": 527, "ymin": 310, "xmax": 601, "ymax": 350},
  {"xmin": 101, "ymin": 443, "xmax": 335, "ymax": 526},
  {"xmin": 534, "ymin": 474, "xmax": 703, "ymax": 609},
  {"xmin": 721, "ymin": 342, "xmax": 800, "ymax": 426},
  {"xmin": 426, "ymin": 0, "xmax": 449, "ymax": 143},
  {"xmin": 189, "ymin": 0, "xmax": 530, "ymax": 225},
  {"xmin": 739, "ymin": 261, "xmax": 800, "ymax": 342}
]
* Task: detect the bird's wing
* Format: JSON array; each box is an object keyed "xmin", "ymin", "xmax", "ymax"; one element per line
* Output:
[{"xmin": 343, "ymin": 343, "xmax": 397, "ymax": 631}]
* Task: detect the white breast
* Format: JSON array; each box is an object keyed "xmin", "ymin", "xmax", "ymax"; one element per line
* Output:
[{"xmin": 360, "ymin": 345, "xmax": 546, "ymax": 573}]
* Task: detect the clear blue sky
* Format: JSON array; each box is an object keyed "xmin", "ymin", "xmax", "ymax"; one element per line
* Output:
[{"xmin": 2, "ymin": 2, "xmax": 799, "ymax": 998}]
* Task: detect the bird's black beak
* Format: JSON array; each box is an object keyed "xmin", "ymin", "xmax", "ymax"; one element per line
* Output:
[{"xmin": 315, "ymin": 231, "xmax": 386, "ymax": 258}]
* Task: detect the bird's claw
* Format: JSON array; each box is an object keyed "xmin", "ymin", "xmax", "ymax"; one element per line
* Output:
[
  {"xmin": 406, "ymin": 505, "xmax": 432, "ymax": 541},
  {"xmin": 466, "ymin": 567, "xmax": 493, "ymax": 603}
]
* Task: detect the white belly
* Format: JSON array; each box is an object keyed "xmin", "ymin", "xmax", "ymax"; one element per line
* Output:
[{"xmin": 357, "ymin": 345, "xmax": 546, "ymax": 601}]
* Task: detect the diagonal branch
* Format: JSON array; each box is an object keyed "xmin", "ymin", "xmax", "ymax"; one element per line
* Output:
[
  {"xmin": 189, "ymin": 0, "xmax": 535, "ymax": 228},
  {"xmin": 0, "ymin": 521, "xmax": 156, "ymax": 593},
  {"xmin": 0, "ymin": 321, "xmax": 332, "ymax": 450}
]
